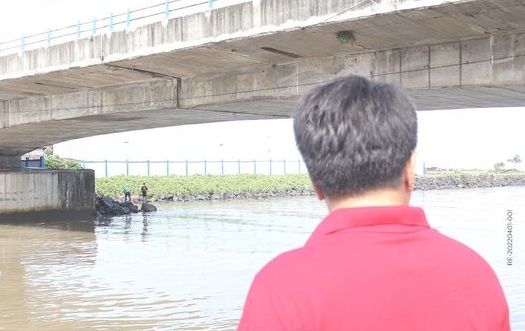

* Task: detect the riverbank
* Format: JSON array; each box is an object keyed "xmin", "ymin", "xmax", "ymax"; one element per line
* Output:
[
  {"xmin": 95, "ymin": 172, "xmax": 525, "ymax": 202},
  {"xmin": 415, "ymin": 172, "xmax": 525, "ymax": 190}
]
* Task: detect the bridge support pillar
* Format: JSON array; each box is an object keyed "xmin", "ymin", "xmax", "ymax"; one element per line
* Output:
[{"xmin": 0, "ymin": 169, "xmax": 95, "ymax": 220}]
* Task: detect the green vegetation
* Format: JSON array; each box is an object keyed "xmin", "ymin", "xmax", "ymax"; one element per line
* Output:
[
  {"xmin": 44, "ymin": 147, "xmax": 83, "ymax": 170},
  {"xmin": 507, "ymin": 154, "xmax": 522, "ymax": 167},
  {"xmin": 335, "ymin": 30, "xmax": 356, "ymax": 44},
  {"xmin": 95, "ymin": 170, "xmax": 525, "ymax": 200},
  {"xmin": 95, "ymin": 174, "xmax": 313, "ymax": 198},
  {"xmin": 493, "ymin": 162, "xmax": 506, "ymax": 172}
]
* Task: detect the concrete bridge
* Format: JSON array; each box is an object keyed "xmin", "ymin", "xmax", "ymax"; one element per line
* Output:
[{"xmin": 1, "ymin": 0, "xmax": 525, "ymax": 214}]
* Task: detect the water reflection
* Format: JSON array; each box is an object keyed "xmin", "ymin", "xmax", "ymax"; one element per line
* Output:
[
  {"xmin": 0, "ymin": 212, "xmax": 95, "ymax": 233},
  {"xmin": 0, "ymin": 221, "xmax": 98, "ymax": 330},
  {"xmin": 0, "ymin": 187, "xmax": 524, "ymax": 330},
  {"xmin": 142, "ymin": 213, "xmax": 149, "ymax": 239},
  {"xmin": 124, "ymin": 214, "xmax": 132, "ymax": 230}
]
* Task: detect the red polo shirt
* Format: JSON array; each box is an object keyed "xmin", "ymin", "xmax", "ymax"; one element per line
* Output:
[{"xmin": 237, "ymin": 205, "xmax": 509, "ymax": 331}]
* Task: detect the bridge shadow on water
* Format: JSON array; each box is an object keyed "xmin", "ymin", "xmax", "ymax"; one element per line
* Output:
[{"xmin": 0, "ymin": 210, "xmax": 97, "ymax": 233}]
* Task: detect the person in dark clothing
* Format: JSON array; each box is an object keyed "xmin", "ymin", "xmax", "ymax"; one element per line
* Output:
[{"xmin": 140, "ymin": 182, "xmax": 149, "ymax": 201}]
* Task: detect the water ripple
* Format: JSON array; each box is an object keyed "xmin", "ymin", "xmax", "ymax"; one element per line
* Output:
[{"xmin": 1, "ymin": 187, "xmax": 524, "ymax": 330}]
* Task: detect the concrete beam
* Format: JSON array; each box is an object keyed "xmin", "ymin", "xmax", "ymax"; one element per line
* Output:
[
  {"xmin": 182, "ymin": 33, "xmax": 525, "ymax": 108},
  {"xmin": 4, "ymin": 0, "xmax": 525, "ymax": 85},
  {"xmin": 1, "ymin": 32, "xmax": 525, "ymax": 157},
  {"xmin": 1, "ymin": 78, "xmax": 179, "ymax": 128}
]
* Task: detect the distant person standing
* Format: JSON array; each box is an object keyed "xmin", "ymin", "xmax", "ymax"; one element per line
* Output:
[
  {"xmin": 140, "ymin": 182, "xmax": 149, "ymax": 201},
  {"xmin": 123, "ymin": 186, "xmax": 131, "ymax": 202}
]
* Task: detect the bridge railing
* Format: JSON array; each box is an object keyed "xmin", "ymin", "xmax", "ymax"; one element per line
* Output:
[
  {"xmin": 0, "ymin": 0, "xmax": 229, "ymax": 56},
  {"xmin": 81, "ymin": 159, "xmax": 308, "ymax": 177}
]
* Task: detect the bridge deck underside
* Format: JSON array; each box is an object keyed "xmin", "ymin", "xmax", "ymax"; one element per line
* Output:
[{"xmin": 1, "ymin": 0, "xmax": 525, "ymax": 155}]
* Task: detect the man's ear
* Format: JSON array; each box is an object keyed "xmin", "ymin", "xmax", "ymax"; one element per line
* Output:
[
  {"xmin": 311, "ymin": 181, "xmax": 326, "ymax": 201},
  {"xmin": 404, "ymin": 151, "xmax": 417, "ymax": 192}
]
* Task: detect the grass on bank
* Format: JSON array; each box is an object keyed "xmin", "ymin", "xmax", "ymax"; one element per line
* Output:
[
  {"xmin": 95, "ymin": 170, "xmax": 525, "ymax": 199},
  {"xmin": 95, "ymin": 174, "xmax": 313, "ymax": 198}
]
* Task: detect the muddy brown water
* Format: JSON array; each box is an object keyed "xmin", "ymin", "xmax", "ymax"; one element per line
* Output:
[{"xmin": 1, "ymin": 187, "xmax": 524, "ymax": 330}]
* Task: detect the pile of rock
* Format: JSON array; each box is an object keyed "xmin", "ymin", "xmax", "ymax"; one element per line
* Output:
[
  {"xmin": 414, "ymin": 174, "xmax": 525, "ymax": 190},
  {"xmin": 95, "ymin": 196, "xmax": 157, "ymax": 216},
  {"xmin": 155, "ymin": 188, "xmax": 315, "ymax": 202}
]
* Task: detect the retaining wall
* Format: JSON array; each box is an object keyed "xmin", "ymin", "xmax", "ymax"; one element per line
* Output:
[{"xmin": 0, "ymin": 169, "xmax": 95, "ymax": 218}]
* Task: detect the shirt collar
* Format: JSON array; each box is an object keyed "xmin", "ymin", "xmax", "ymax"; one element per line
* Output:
[{"xmin": 307, "ymin": 205, "xmax": 429, "ymax": 243}]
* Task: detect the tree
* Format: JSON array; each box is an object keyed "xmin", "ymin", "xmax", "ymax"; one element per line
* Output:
[
  {"xmin": 494, "ymin": 162, "xmax": 505, "ymax": 172},
  {"xmin": 44, "ymin": 146, "xmax": 53, "ymax": 157},
  {"xmin": 507, "ymin": 154, "xmax": 522, "ymax": 165},
  {"xmin": 44, "ymin": 146, "xmax": 83, "ymax": 170}
]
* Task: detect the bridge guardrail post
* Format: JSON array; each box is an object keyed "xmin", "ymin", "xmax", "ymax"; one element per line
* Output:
[
  {"xmin": 126, "ymin": 9, "xmax": 131, "ymax": 29},
  {"xmin": 110, "ymin": 13, "xmax": 114, "ymax": 31},
  {"xmin": 92, "ymin": 17, "xmax": 97, "ymax": 36}
]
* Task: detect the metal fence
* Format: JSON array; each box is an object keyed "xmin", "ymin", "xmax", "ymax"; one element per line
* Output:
[
  {"xmin": 21, "ymin": 157, "xmax": 45, "ymax": 168},
  {"xmin": 82, "ymin": 159, "xmax": 308, "ymax": 177},
  {"xmin": 0, "ymin": 0, "xmax": 224, "ymax": 55}
]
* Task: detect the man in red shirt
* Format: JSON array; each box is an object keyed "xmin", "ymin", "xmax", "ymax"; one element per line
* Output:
[{"xmin": 237, "ymin": 75, "xmax": 510, "ymax": 330}]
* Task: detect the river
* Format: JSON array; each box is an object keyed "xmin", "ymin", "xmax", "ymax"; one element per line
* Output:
[{"xmin": 0, "ymin": 187, "xmax": 524, "ymax": 330}]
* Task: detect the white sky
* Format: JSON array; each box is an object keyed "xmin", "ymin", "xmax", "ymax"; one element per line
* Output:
[
  {"xmin": 3, "ymin": 1, "xmax": 525, "ymax": 170},
  {"xmin": 416, "ymin": 107, "xmax": 525, "ymax": 170}
]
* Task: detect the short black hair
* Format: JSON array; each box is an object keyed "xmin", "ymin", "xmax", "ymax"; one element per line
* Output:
[{"xmin": 293, "ymin": 75, "xmax": 417, "ymax": 198}]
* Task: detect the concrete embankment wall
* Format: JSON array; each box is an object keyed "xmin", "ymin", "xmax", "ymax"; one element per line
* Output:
[{"xmin": 0, "ymin": 169, "xmax": 95, "ymax": 218}]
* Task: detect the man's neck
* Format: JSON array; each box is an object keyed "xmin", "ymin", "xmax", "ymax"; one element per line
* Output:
[{"xmin": 325, "ymin": 188, "xmax": 410, "ymax": 212}]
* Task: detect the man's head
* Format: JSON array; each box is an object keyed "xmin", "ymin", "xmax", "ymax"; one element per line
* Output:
[{"xmin": 294, "ymin": 75, "xmax": 417, "ymax": 201}]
